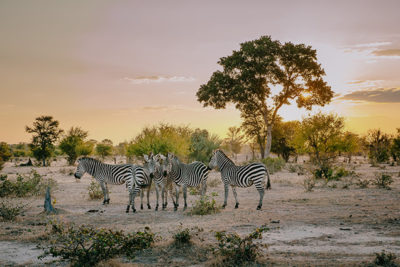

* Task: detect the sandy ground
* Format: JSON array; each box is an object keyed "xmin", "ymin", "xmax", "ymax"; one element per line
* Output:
[{"xmin": 0, "ymin": 156, "xmax": 399, "ymax": 266}]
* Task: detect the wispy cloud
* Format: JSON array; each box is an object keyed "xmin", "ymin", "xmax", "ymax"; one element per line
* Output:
[
  {"xmin": 372, "ymin": 48, "xmax": 400, "ymax": 58},
  {"xmin": 123, "ymin": 75, "xmax": 195, "ymax": 84},
  {"xmin": 344, "ymin": 42, "xmax": 400, "ymax": 60},
  {"xmin": 341, "ymin": 88, "xmax": 400, "ymax": 103},
  {"xmin": 352, "ymin": 42, "xmax": 392, "ymax": 48}
]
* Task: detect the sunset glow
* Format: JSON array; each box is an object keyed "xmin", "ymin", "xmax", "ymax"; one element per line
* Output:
[{"xmin": 1, "ymin": 0, "xmax": 400, "ymax": 144}]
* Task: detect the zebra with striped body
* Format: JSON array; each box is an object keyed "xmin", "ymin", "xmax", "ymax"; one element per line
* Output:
[
  {"xmin": 153, "ymin": 154, "xmax": 175, "ymax": 210},
  {"xmin": 208, "ymin": 149, "xmax": 271, "ymax": 210},
  {"xmin": 168, "ymin": 153, "xmax": 209, "ymax": 211},
  {"xmin": 74, "ymin": 157, "xmax": 135, "ymax": 205},
  {"xmin": 126, "ymin": 154, "xmax": 156, "ymax": 213}
]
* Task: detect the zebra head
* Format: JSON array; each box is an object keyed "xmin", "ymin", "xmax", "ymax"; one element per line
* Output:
[
  {"xmin": 74, "ymin": 158, "xmax": 86, "ymax": 179},
  {"xmin": 167, "ymin": 152, "xmax": 180, "ymax": 167},
  {"xmin": 208, "ymin": 150, "xmax": 219, "ymax": 170},
  {"xmin": 157, "ymin": 153, "xmax": 171, "ymax": 177},
  {"xmin": 143, "ymin": 154, "xmax": 156, "ymax": 179}
]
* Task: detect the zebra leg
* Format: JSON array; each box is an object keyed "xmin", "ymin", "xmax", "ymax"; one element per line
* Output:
[
  {"xmin": 146, "ymin": 186, "xmax": 151, "ymax": 209},
  {"xmin": 255, "ymin": 182, "xmax": 265, "ymax": 210},
  {"xmin": 183, "ymin": 185, "xmax": 188, "ymax": 211},
  {"xmin": 131, "ymin": 186, "xmax": 140, "ymax": 213},
  {"xmin": 140, "ymin": 189, "xmax": 144, "ymax": 210},
  {"xmin": 104, "ymin": 183, "xmax": 110, "ymax": 204},
  {"xmin": 100, "ymin": 182, "xmax": 108, "ymax": 205},
  {"xmin": 222, "ymin": 183, "xmax": 229, "ymax": 208},
  {"xmin": 174, "ymin": 184, "xmax": 180, "ymax": 211},
  {"xmin": 201, "ymin": 179, "xmax": 207, "ymax": 196},
  {"xmin": 232, "ymin": 186, "xmax": 239, "ymax": 209},
  {"xmin": 155, "ymin": 184, "xmax": 160, "ymax": 211},
  {"xmin": 161, "ymin": 185, "xmax": 166, "ymax": 210},
  {"xmin": 126, "ymin": 190, "xmax": 132, "ymax": 213}
]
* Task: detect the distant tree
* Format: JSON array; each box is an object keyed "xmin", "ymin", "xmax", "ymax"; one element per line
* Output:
[
  {"xmin": 222, "ymin": 127, "xmax": 244, "ymax": 160},
  {"xmin": 197, "ymin": 35, "xmax": 333, "ymax": 158},
  {"xmin": 241, "ymin": 109, "xmax": 268, "ymax": 159},
  {"xmin": 391, "ymin": 128, "xmax": 400, "ymax": 162},
  {"xmin": 59, "ymin": 127, "xmax": 89, "ymax": 165},
  {"xmin": 338, "ymin": 131, "xmax": 360, "ymax": 163},
  {"xmin": 95, "ymin": 139, "xmax": 113, "ymax": 160},
  {"xmin": 10, "ymin": 143, "xmax": 30, "ymax": 157},
  {"xmin": 126, "ymin": 124, "xmax": 192, "ymax": 161},
  {"xmin": 189, "ymin": 129, "xmax": 221, "ymax": 163},
  {"xmin": 294, "ymin": 113, "xmax": 344, "ymax": 178},
  {"xmin": 271, "ymin": 120, "xmax": 300, "ymax": 162},
  {"xmin": 0, "ymin": 142, "xmax": 12, "ymax": 170},
  {"xmin": 77, "ymin": 140, "xmax": 95, "ymax": 157},
  {"xmin": 365, "ymin": 129, "xmax": 391, "ymax": 163},
  {"xmin": 25, "ymin": 116, "xmax": 63, "ymax": 166}
]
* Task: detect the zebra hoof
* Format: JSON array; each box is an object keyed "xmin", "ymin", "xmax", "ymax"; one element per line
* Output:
[
  {"xmin": 132, "ymin": 208, "xmax": 136, "ymax": 213},
  {"xmin": 147, "ymin": 204, "xmax": 151, "ymax": 209},
  {"xmin": 257, "ymin": 205, "xmax": 262, "ymax": 210},
  {"xmin": 222, "ymin": 204, "xmax": 226, "ymax": 209},
  {"xmin": 140, "ymin": 204, "xmax": 143, "ymax": 210},
  {"xmin": 126, "ymin": 205, "xmax": 130, "ymax": 213},
  {"xmin": 106, "ymin": 199, "xmax": 110, "ymax": 204},
  {"xmin": 235, "ymin": 203, "xmax": 239, "ymax": 209},
  {"xmin": 183, "ymin": 206, "xmax": 187, "ymax": 211},
  {"xmin": 155, "ymin": 206, "xmax": 158, "ymax": 211}
]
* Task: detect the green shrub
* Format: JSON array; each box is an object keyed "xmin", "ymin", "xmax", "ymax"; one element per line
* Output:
[
  {"xmin": 313, "ymin": 165, "xmax": 351, "ymax": 181},
  {"xmin": 213, "ymin": 226, "xmax": 269, "ymax": 266},
  {"xmin": 0, "ymin": 171, "xmax": 57, "ymax": 198},
  {"xmin": 189, "ymin": 186, "xmax": 201, "ymax": 195},
  {"xmin": 188, "ymin": 195, "xmax": 221, "ymax": 216},
  {"xmin": 0, "ymin": 200, "xmax": 26, "ymax": 221},
  {"xmin": 40, "ymin": 222, "xmax": 154, "ymax": 267},
  {"xmin": 356, "ymin": 179, "xmax": 370, "ymax": 189},
  {"xmin": 373, "ymin": 173, "xmax": 393, "ymax": 189},
  {"xmin": 260, "ymin": 157, "xmax": 285, "ymax": 174},
  {"xmin": 173, "ymin": 228, "xmax": 192, "ymax": 247},
  {"xmin": 369, "ymin": 250, "xmax": 399, "ymax": 267},
  {"xmin": 87, "ymin": 179, "xmax": 103, "ymax": 200}
]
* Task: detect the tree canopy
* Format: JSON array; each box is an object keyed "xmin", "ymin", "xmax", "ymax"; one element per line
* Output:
[
  {"xmin": 197, "ymin": 36, "xmax": 333, "ymax": 157},
  {"xmin": 59, "ymin": 127, "xmax": 89, "ymax": 165},
  {"xmin": 25, "ymin": 115, "xmax": 63, "ymax": 166}
]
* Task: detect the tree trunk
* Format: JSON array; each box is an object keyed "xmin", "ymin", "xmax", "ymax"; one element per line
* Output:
[
  {"xmin": 42, "ymin": 158, "xmax": 46, "ymax": 167},
  {"xmin": 264, "ymin": 124, "xmax": 272, "ymax": 158}
]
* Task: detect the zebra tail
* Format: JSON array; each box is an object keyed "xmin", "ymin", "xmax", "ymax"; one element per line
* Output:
[{"xmin": 266, "ymin": 168, "xmax": 271, "ymax": 190}]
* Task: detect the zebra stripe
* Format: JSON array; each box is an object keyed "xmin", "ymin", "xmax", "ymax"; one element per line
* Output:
[
  {"xmin": 153, "ymin": 154, "xmax": 174, "ymax": 210},
  {"xmin": 168, "ymin": 153, "xmax": 209, "ymax": 211},
  {"xmin": 74, "ymin": 157, "xmax": 135, "ymax": 205},
  {"xmin": 208, "ymin": 150, "xmax": 271, "ymax": 210}
]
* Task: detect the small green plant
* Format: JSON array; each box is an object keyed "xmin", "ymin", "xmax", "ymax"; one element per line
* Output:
[
  {"xmin": 303, "ymin": 176, "xmax": 316, "ymax": 192},
  {"xmin": 356, "ymin": 179, "xmax": 370, "ymax": 189},
  {"xmin": 189, "ymin": 186, "xmax": 201, "ymax": 195},
  {"xmin": 188, "ymin": 195, "xmax": 221, "ymax": 216},
  {"xmin": 0, "ymin": 171, "xmax": 57, "ymax": 197},
  {"xmin": 87, "ymin": 179, "xmax": 103, "ymax": 200},
  {"xmin": 213, "ymin": 226, "xmax": 269, "ymax": 266},
  {"xmin": 260, "ymin": 157, "xmax": 285, "ymax": 174},
  {"xmin": 369, "ymin": 250, "xmax": 399, "ymax": 267},
  {"xmin": 373, "ymin": 173, "xmax": 394, "ymax": 189},
  {"xmin": 0, "ymin": 200, "xmax": 26, "ymax": 221},
  {"xmin": 40, "ymin": 221, "xmax": 154, "ymax": 267},
  {"xmin": 173, "ymin": 228, "xmax": 192, "ymax": 247},
  {"xmin": 211, "ymin": 192, "xmax": 219, "ymax": 197}
]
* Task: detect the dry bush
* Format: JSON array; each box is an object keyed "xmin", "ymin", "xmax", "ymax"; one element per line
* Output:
[
  {"xmin": 87, "ymin": 179, "xmax": 103, "ymax": 200},
  {"xmin": 188, "ymin": 195, "xmax": 221, "ymax": 216},
  {"xmin": 372, "ymin": 173, "xmax": 393, "ymax": 189},
  {"xmin": 303, "ymin": 176, "xmax": 316, "ymax": 192},
  {"xmin": 0, "ymin": 200, "xmax": 26, "ymax": 221}
]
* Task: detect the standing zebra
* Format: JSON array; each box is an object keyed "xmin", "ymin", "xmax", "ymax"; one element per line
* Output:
[
  {"xmin": 168, "ymin": 153, "xmax": 209, "ymax": 211},
  {"xmin": 208, "ymin": 149, "xmax": 271, "ymax": 210},
  {"xmin": 152, "ymin": 154, "xmax": 171, "ymax": 211},
  {"xmin": 74, "ymin": 157, "xmax": 135, "ymax": 205},
  {"xmin": 126, "ymin": 154, "xmax": 156, "ymax": 213}
]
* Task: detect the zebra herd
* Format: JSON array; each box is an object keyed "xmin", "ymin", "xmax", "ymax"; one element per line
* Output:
[{"xmin": 74, "ymin": 150, "xmax": 271, "ymax": 213}]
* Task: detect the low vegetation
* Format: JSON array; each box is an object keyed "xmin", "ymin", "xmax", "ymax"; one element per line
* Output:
[
  {"xmin": 173, "ymin": 228, "xmax": 192, "ymax": 247},
  {"xmin": 213, "ymin": 226, "xmax": 269, "ymax": 266},
  {"xmin": 0, "ymin": 171, "xmax": 57, "ymax": 198},
  {"xmin": 87, "ymin": 179, "xmax": 103, "ymax": 200},
  {"xmin": 40, "ymin": 221, "xmax": 155, "ymax": 267},
  {"xmin": 0, "ymin": 200, "xmax": 26, "ymax": 221},
  {"xmin": 367, "ymin": 250, "xmax": 399, "ymax": 267},
  {"xmin": 373, "ymin": 173, "xmax": 394, "ymax": 189},
  {"xmin": 188, "ymin": 195, "xmax": 221, "ymax": 216},
  {"xmin": 261, "ymin": 157, "xmax": 286, "ymax": 174}
]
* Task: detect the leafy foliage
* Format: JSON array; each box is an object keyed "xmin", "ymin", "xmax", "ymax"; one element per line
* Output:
[
  {"xmin": 271, "ymin": 120, "xmax": 300, "ymax": 162},
  {"xmin": 9, "ymin": 143, "xmax": 31, "ymax": 157},
  {"xmin": 0, "ymin": 200, "xmax": 26, "ymax": 221},
  {"xmin": 222, "ymin": 127, "xmax": 244, "ymax": 159},
  {"xmin": 188, "ymin": 195, "xmax": 221, "ymax": 216},
  {"xmin": 189, "ymin": 128, "xmax": 221, "ymax": 164},
  {"xmin": 260, "ymin": 157, "xmax": 285, "ymax": 174},
  {"xmin": 95, "ymin": 139, "xmax": 113, "ymax": 159},
  {"xmin": 390, "ymin": 128, "xmax": 400, "ymax": 163},
  {"xmin": 87, "ymin": 179, "xmax": 103, "ymax": 200},
  {"xmin": 59, "ymin": 127, "xmax": 89, "ymax": 165},
  {"xmin": 368, "ymin": 250, "xmax": 399, "ymax": 267},
  {"xmin": 127, "ymin": 124, "xmax": 192, "ymax": 161},
  {"xmin": 0, "ymin": 171, "xmax": 57, "ymax": 197},
  {"xmin": 0, "ymin": 142, "xmax": 12, "ymax": 170},
  {"xmin": 213, "ymin": 226, "xmax": 269, "ymax": 266},
  {"xmin": 173, "ymin": 228, "xmax": 192, "ymax": 247},
  {"xmin": 373, "ymin": 173, "xmax": 393, "ymax": 189},
  {"xmin": 365, "ymin": 129, "xmax": 392, "ymax": 163},
  {"xmin": 197, "ymin": 36, "xmax": 333, "ymax": 157},
  {"xmin": 40, "ymin": 221, "xmax": 154, "ymax": 267}
]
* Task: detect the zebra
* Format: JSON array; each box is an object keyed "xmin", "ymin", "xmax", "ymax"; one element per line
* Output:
[
  {"xmin": 168, "ymin": 153, "xmax": 210, "ymax": 211},
  {"xmin": 153, "ymin": 153, "xmax": 175, "ymax": 210},
  {"xmin": 74, "ymin": 157, "xmax": 135, "ymax": 205},
  {"xmin": 208, "ymin": 149, "xmax": 271, "ymax": 210},
  {"xmin": 126, "ymin": 154, "xmax": 156, "ymax": 213}
]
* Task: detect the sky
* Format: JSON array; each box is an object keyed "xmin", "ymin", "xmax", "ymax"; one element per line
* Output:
[{"xmin": 1, "ymin": 0, "xmax": 400, "ymax": 144}]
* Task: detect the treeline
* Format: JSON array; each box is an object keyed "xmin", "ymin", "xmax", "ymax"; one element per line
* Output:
[{"xmin": 1, "ymin": 114, "xmax": 400, "ymax": 170}]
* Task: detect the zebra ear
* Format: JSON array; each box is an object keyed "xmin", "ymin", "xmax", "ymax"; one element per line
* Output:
[
  {"xmin": 143, "ymin": 154, "xmax": 149, "ymax": 162},
  {"xmin": 159, "ymin": 154, "xmax": 166, "ymax": 160}
]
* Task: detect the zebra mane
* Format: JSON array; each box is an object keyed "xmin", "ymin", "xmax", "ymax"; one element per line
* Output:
[
  {"xmin": 216, "ymin": 150, "xmax": 235, "ymax": 165},
  {"xmin": 79, "ymin": 157, "xmax": 102, "ymax": 164}
]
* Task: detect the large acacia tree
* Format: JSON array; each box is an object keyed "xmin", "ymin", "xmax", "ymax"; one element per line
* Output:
[{"xmin": 197, "ymin": 36, "xmax": 333, "ymax": 157}]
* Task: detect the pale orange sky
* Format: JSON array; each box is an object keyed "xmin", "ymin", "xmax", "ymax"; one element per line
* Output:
[{"xmin": 1, "ymin": 0, "xmax": 400, "ymax": 144}]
